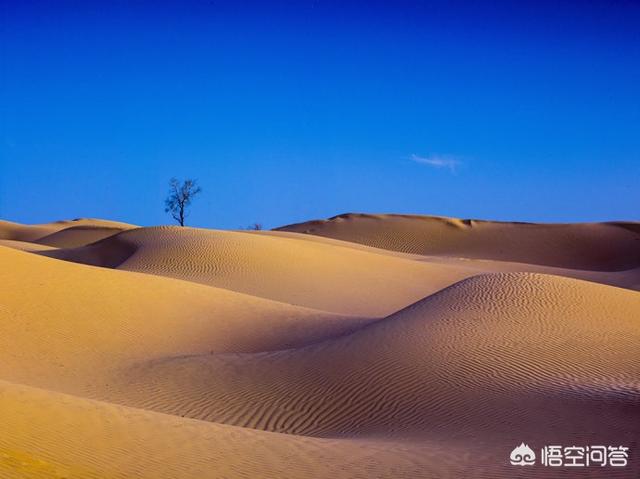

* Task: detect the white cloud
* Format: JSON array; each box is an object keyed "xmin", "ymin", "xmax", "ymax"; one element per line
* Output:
[{"xmin": 410, "ymin": 153, "xmax": 461, "ymax": 173}]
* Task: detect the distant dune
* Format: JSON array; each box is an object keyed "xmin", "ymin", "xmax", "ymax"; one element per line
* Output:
[
  {"xmin": 0, "ymin": 218, "xmax": 136, "ymax": 247},
  {"xmin": 1, "ymin": 215, "xmax": 639, "ymax": 478},
  {"xmin": 277, "ymin": 213, "xmax": 640, "ymax": 271}
]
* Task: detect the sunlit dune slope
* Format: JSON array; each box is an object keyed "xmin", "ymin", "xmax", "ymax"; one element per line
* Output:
[
  {"xmin": 0, "ymin": 246, "xmax": 367, "ymax": 394},
  {"xmin": 40, "ymin": 226, "xmax": 478, "ymax": 316},
  {"xmin": 276, "ymin": 213, "xmax": 640, "ymax": 270},
  {"xmin": 0, "ymin": 218, "xmax": 136, "ymax": 247},
  {"xmin": 102, "ymin": 273, "xmax": 640, "ymax": 446}
]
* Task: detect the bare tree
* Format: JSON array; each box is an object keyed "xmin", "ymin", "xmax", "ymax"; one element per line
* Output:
[
  {"xmin": 164, "ymin": 178, "xmax": 202, "ymax": 226},
  {"xmin": 248, "ymin": 223, "xmax": 263, "ymax": 231}
]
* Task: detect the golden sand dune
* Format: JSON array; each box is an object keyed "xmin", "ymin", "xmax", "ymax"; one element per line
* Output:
[
  {"xmin": 0, "ymin": 380, "xmax": 477, "ymax": 479},
  {"xmin": 35, "ymin": 225, "xmax": 134, "ymax": 248},
  {"xmin": 100, "ymin": 274, "xmax": 640, "ymax": 443},
  {"xmin": 0, "ymin": 239, "xmax": 57, "ymax": 252},
  {"xmin": 263, "ymin": 228, "xmax": 640, "ymax": 291},
  {"xmin": 0, "ymin": 246, "xmax": 369, "ymax": 394},
  {"xmin": 2, "ymin": 216, "xmax": 639, "ymax": 478},
  {"xmin": 3, "ymin": 381, "xmax": 634, "ymax": 479},
  {"xmin": 40, "ymin": 226, "xmax": 480, "ymax": 316},
  {"xmin": 0, "ymin": 218, "xmax": 135, "ymax": 248},
  {"xmin": 277, "ymin": 213, "xmax": 640, "ymax": 271}
]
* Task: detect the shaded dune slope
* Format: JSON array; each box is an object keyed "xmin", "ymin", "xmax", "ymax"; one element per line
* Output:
[
  {"xmin": 40, "ymin": 226, "xmax": 478, "ymax": 316},
  {"xmin": 276, "ymin": 213, "xmax": 640, "ymax": 271},
  {"xmin": 0, "ymin": 380, "xmax": 450, "ymax": 479},
  {"xmin": 3, "ymin": 380, "xmax": 635, "ymax": 479}
]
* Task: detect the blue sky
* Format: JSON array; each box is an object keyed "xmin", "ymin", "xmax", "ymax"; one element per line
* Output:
[{"xmin": 1, "ymin": 0, "xmax": 639, "ymax": 228}]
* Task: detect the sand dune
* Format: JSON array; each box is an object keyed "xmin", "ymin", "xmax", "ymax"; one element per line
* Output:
[
  {"xmin": 35, "ymin": 225, "xmax": 134, "ymax": 248},
  {"xmin": 0, "ymin": 239, "xmax": 57, "ymax": 252},
  {"xmin": 277, "ymin": 213, "xmax": 640, "ymax": 271},
  {"xmin": 263, "ymin": 228, "xmax": 640, "ymax": 291},
  {"xmin": 0, "ymin": 218, "xmax": 135, "ymax": 247},
  {"xmin": 100, "ymin": 274, "xmax": 640, "ymax": 442},
  {"xmin": 40, "ymin": 226, "xmax": 479, "ymax": 316},
  {"xmin": 0, "ymin": 380, "xmax": 449, "ymax": 479},
  {"xmin": 0, "ymin": 245, "xmax": 369, "ymax": 395},
  {"xmin": 2, "ymin": 216, "xmax": 639, "ymax": 478}
]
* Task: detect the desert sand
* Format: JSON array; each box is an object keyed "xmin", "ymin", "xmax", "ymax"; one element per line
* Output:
[{"xmin": 1, "ymin": 214, "xmax": 638, "ymax": 478}]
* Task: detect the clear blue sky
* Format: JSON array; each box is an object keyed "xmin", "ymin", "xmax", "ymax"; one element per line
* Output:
[{"xmin": 1, "ymin": 0, "xmax": 638, "ymax": 229}]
